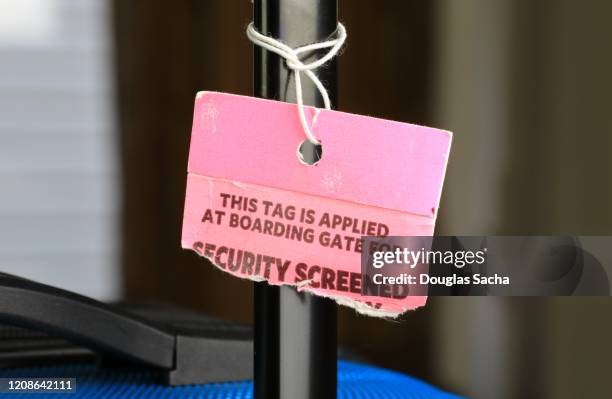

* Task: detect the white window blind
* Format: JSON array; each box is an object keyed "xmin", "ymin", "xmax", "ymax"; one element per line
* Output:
[{"xmin": 0, "ymin": 0, "xmax": 119, "ymax": 300}]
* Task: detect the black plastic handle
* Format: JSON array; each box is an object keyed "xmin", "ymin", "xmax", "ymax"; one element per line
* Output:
[{"xmin": 0, "ymin": 272, "xmax": 252, "ymax": 385}]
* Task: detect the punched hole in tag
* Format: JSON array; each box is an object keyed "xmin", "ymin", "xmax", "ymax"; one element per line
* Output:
[
  {"xmin": 247, "ymin": 23, "xmax": 346, "ymax": 167},
  {"xmin": 297, "ymin": 139, "xmax": 323, "ymax": 165}
]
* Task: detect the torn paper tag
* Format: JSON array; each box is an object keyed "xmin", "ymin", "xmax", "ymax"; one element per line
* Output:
[{"xmin": 181, "ymin": 91, "xmax": 452, "ymax": 317}]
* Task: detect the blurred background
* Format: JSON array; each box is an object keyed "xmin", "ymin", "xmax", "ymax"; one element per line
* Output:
[{"xmin": 1, "ymin": 0, "xmax": 611, "ymax": 398}]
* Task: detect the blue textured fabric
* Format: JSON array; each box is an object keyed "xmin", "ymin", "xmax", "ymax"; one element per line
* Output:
[{"xmin": 0, "ymin": 361, "xmax": 463, "ymax": 398}]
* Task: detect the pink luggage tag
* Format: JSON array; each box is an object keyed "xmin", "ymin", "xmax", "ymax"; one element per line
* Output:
[{"xmin": 182, "ymin": 91, "xmax": 451, "ymax": 317}]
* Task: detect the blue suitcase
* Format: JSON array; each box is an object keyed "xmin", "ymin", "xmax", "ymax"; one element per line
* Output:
[{"xmin": 0, "ymin": 273, "xmax": 462, "ymax": 398}]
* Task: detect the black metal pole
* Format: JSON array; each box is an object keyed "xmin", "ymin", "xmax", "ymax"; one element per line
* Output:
[{"xmin": 253, "ymin": 1, "xmax": 338, "ymax": 399}]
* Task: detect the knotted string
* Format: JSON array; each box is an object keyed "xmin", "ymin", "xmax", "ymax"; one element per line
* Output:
[{"xmin": 246, "ymin": 22, "xmax": 347, "ymax": 144}]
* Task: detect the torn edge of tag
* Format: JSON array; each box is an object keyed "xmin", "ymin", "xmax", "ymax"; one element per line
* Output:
[
  {"xmin": 187, "ymin": 247, "xmax": 425, "ymax": 319},
  {"xmin": 182, "ymin": 174, "xmax": 431, "ymax": 319}
]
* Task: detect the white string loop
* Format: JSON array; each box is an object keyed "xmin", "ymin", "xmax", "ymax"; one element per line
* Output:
[{"xmin": 246, "ymin": 22, "xmax": 347, "ymax": 145}]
